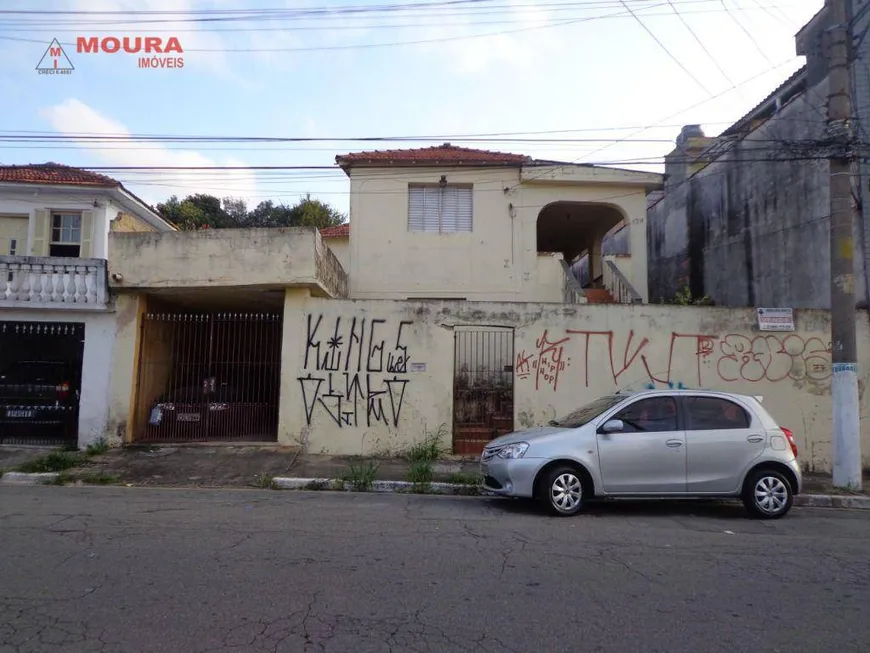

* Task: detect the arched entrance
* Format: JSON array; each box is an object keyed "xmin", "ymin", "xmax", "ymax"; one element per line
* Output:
[{"xmin": 536, "ymin": 201, "xmax": 625, "ymax": 292}]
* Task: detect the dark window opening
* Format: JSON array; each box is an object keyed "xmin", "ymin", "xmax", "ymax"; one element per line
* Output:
[
  {"xmin": 684, "ymin": 397, "xmax": 750, "ymax": 430},
  {"xmin": 613, "ymin": 397, "xmax": 678, "ymax": 433}
]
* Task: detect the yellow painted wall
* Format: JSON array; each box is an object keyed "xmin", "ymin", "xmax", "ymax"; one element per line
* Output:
[
  {"xmin": 108, "ymin": 227, "xmax": 346, "ymax": 298},
  {"xmin": 347, "ymin": 166, "xmax": 654, "ymax": 302},
  {"xmin": 110, "ymin": 212, "xmax": 157, "ymax": 233},
  {"xmin": 0, "ymin": 215, "xmax": 28, "ymax": 254},
  {"xmin": 322, "ymin": 237, "xmax": 349, "ymax": 270},
  {"xmin": 106, "ymin": 293, "xmax": 146, "ymax": 445},
  {"xmin": 275, "ymin": 296, "xmax": 868, "ymax": 472}
]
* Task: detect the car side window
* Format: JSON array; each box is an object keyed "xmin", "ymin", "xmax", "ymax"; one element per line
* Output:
[
  {"xmin": 611, "ymin": 397, "xmax": 678, "ymax": 433},
  {"xmin": 684, "ymin": 397, "xmax": 750, "ymax": 430}
]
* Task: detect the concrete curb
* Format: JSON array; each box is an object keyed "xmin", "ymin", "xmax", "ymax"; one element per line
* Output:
[
  {"xmin": 794, "ymin": 493, "xmax": 870, "ymax": 510},
  {"xmin": 1, "ymin": 472, "xmax": 59, "ymax": 485},
  {"xmin": 272, "ymin": 477, "xmax": 870, "ymax": 508},
  {"xmin": 271, "ymin": 477, "xmax": 483, "ymax": 495}
]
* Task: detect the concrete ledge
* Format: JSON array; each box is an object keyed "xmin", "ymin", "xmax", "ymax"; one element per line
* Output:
[
  {"xmin": 1, "ymin": 472, "xmax": 59, "ymax": 485},
  {"xmin": 271, "ymin": 477, "xmax": 481, "ymax": 495},
  {"xmin": 795, "ymin": 494, "xmax": 870, "ymax": 510}
]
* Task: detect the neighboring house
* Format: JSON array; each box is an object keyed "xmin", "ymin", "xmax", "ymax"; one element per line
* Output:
[
  {"xmin": 319, "ymin": 222, "xmax": 349, "ymax": 270},
  {"xmin": 643, "ymin": 4, "xmax": 870, "ymax": 309},
  {"xmin": 0, "ymin": 163, "xmax": 175, "ymax": 448},
  {"xmin": 333, "ymin": 144, "xmax": 661, "ymax": 304}
]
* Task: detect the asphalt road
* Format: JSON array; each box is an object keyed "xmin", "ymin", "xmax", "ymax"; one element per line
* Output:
[{"xmin": 1, "ymin": 488, "xmax": 869, "ymax": 653}]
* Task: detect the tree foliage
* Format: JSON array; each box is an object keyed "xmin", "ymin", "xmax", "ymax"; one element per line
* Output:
[{"xmin": 156, "ymin": 193, "xmax": 346, "ymax": 231}]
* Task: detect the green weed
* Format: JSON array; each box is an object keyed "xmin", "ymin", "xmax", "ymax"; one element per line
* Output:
[
  {"xmin": 85, "ymin": 439, "xmax": 109, "ymax": 456},
  {"xmin": 255, "ymin": 473, "xmax": 276, "ymax": 489},
  {"xmin": 446, "ymin": 472, "xmax": 482, "ymax": 486},
  {"xmin": 342, "ymin": 460, "xmax": 380, "ymax": 492},
  {"xmin": 17, "ymin": 451, "xmax": 86, "ymax": 474}
]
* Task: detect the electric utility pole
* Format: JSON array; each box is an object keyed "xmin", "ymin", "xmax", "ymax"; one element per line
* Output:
[{"xmin": 826, "ymin": 0, "xmax": 862, "ymax": 489}]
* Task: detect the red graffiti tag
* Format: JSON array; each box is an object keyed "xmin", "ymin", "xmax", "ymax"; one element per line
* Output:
[{"xmin": 515, "ymin": 329, "xmax": 571, "ymax": 391}]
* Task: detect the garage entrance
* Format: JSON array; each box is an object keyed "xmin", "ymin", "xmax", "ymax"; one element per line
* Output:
[
  {"xmin": 0, "ymin": 321, "xmax": 85, "ymax": 446},
  {"xmin": 134, "ymin": 312, "xmax": 282, "ymax": 442}
]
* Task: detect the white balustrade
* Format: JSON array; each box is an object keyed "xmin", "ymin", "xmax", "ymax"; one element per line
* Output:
[{"xmin": 0, "ymin": 256, "xmax": 108, "ymax": 309}]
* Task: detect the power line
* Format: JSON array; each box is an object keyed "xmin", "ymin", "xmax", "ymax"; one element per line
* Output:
[
  {"xmin": 618, "ymin": 0, "xmax": 713, "ymax": 95},
  {"xmin": 665, "ymin": 0, "xmax": 739, "ymax": 91},
  {"xmin": 719, "ymin": 0, "xmax": 773, "ymax": 65}
]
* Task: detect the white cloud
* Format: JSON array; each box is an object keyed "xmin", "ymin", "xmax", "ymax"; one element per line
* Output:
[{"xmin": 39, "ymin": 98, "xmax": 259, "ymax": 205}]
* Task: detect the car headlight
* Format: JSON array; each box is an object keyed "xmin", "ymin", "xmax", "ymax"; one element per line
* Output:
[{"xmin": 497, "ymin": 442, "xmax": 529, "ymax": 459}]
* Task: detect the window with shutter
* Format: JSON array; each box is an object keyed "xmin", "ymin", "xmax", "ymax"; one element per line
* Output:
[{"xmin": 407, "ymin": 184, "xmax": 473, "ymax": 233}]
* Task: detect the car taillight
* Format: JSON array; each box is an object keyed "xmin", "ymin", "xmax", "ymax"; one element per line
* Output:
[
  {"xmin": 781, "ymin": 427, "xmax": 798, "ymax": 458},
  {"xmin": 56, "ymin": 382, "xmax": 69, "ymax": 400}
]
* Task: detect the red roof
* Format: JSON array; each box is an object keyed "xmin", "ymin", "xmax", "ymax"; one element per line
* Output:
[
  {"xmin": 320, "ymin": 223, "xmax": 349, "ymax": 237},
  {"xmin": 0, "ymin": 163, "xmax": 121, "ymax": 188},
  {"xmin": 336, "ymin": 143, "xmax": 531, "ymax": 169}
]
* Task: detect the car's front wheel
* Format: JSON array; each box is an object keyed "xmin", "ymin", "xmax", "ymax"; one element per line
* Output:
[
  {"xmin": 742, "ymin": 469, "xmax": 794, "ymax": 519},
  {"xmin": 540, "ymin": 466, "xmax": 586, "ymax": 516}
]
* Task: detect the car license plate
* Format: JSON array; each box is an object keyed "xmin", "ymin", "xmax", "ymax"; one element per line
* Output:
[
  {"xmin": 177, "ymin": 413, "xmax": 201, "ymax": 422},
  {"xmin": 6, "ymin": 408, "xmax": 34, "ymax": 418}
]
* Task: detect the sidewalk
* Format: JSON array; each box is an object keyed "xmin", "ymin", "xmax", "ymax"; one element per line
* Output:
[
  {"xmin": 0, "ymin": 443, "xmax": 482, "ymax": 489},
  {"xmin": 1, "ymin": 444, "xmax": 868, "ymax": 509}
]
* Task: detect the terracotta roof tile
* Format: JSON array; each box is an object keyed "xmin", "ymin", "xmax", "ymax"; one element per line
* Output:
[
  {"xmin": 0, "ymin": 163, "xmax": 121, "ymax": 188},
  {"xmin": 336, "ymin": 143, "xmax": 531, "ymax": 169},
  {"xmin": 320, "ymin": 223, "xmax": 349, "ymax": 237}
]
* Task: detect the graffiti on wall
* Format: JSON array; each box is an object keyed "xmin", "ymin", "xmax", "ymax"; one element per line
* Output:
[
  {"xmin": 298, "ymin": 315, "xmax": 413, "ymax": 427},
  {"xmin": 515, "ymin": 328, "xmax": 832, "ymax": 391}
]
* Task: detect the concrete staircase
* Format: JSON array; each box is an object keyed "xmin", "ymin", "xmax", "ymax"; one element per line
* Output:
[{"xmin": 582, "ymin": 288, "xmax": 616, "ymax": 303}]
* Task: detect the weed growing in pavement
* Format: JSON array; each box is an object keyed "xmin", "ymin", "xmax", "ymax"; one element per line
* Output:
[
  {"xmin": 404, "ymin": 424, "xmax": 448, "ymax": 493},
  {"xmin": 85, "ymin": 439, "xmax": 109, "ymax": 456},
  {"xmin": 78, "ymin": 473, "xmax": 122, "ymax": 485},
  {"xmin": 255, "ymin": 473, "xmax": 276, "ymax": 490},
  {"xmin": 342, "ymin": 460, "xmax": 379, "ymax": 492},
  {"xmin": 446, "ymin": 472, "xmax": 482, "ymax": 486},
  {"xmin": 17, "ymin": 451, "xmax": 86, "ymax": 474},
  {"xmin": 407, "ymin": 423, "xmax": 447, "ymax": 463},
  {"xmin": 407, "ymin": 459, "xmax": 434, "ymax": 493}
]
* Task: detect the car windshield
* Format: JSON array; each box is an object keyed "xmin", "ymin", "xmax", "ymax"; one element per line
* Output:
[{"xmin": 548, "ymin": 394, "xmax": 628, "ymax": 428}]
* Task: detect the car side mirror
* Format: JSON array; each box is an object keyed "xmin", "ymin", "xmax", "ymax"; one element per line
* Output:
[{"xmin": 600, "ymin": 419, "xmax": 624, "ymax": 434}]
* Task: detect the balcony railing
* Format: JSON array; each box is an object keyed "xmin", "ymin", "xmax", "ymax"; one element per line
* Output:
[
  {"xmin": 559, "ymin": 259, "xmax": 587, "ymax": 304},
  {"xmin": 0, "ymin": 256, "xmax": 109, "ymax": 310},
  {"xmin": 603, "ymin": 258, "xmax": 643, "ymax": 304}
]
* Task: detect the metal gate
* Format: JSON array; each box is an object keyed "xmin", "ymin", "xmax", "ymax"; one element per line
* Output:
[
  {"xmin": 135, "ymin": 312, "xmax": 282, "ymax": 442},
  {"xmin": 452, "ymin": 327, "xmax": 514, "ymax": 455},
  {"xmin": 0, "ymin": 321, "xmax": 85, "ymax": 446}
]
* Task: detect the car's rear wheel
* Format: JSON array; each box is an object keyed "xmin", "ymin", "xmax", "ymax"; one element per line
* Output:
[
  {"xmin": 540, "ymin": 466, "xmax": 586, "ymax": 516},
  {"xmin": 742, "ymin": 469, "xmax": 794, "ymax": 519}
]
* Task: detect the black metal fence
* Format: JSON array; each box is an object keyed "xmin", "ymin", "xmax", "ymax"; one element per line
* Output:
[{"xmin": 0, "ymin": 321, "xmax": 85, "ymax": 446}]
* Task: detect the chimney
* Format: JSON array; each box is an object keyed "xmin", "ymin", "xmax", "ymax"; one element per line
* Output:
[{"xmin": 664, "ymin": 125, "xmax": 714, "ymax": 189}]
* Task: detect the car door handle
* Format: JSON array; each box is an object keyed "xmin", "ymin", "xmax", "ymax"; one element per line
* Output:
[
  {"xmin": 666, "ymin": 439, "xmax": 683, "ymax": 448},
  {"xmin": 747, "ymin": 435, "xmax": 764, "ymax": 443}
]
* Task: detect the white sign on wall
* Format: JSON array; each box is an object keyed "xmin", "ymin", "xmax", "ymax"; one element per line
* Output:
[{"xmin": 756, "ymin": 308, "xmax": 795, "ymax": 332}]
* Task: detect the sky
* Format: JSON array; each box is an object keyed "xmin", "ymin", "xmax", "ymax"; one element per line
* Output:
[{"xmin": 0, "ymin": 0, "xmax": 824, "ymax": 216}]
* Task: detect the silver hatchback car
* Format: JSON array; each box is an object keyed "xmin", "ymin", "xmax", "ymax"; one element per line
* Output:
[{"xmin": 480, "ymin": 389, "xmax": 802, "ymax": 519}]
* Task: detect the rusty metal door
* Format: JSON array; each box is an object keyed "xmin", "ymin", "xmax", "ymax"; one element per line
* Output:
[
  {"xmin": 452, "ymin": 327, "xmax": 514, "ymax": 456},
  {"xmin": 135, "ymin": 312, "xmax": 282, "ymax": 442}
]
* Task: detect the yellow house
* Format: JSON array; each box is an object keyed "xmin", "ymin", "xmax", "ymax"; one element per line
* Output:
[
  {"xmin": 324, "ymin": 144, "xmax": 662, "ymax": 304},
  {"xmin": 100, "ymin": 146, "xmax": 870, "ymax": 472}
]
